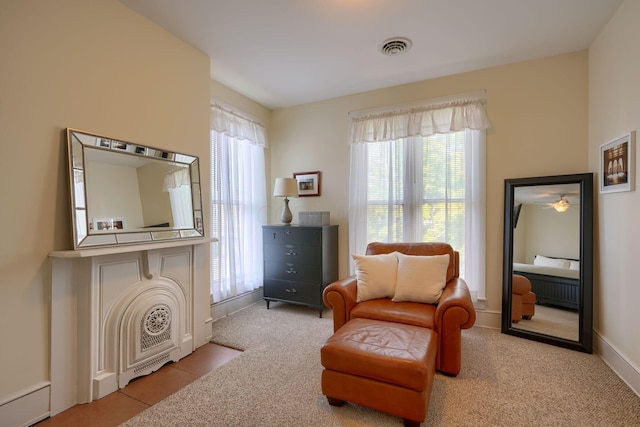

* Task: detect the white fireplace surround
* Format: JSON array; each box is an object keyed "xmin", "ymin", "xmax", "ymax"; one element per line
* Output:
[{"xmin": 49, "ymin": 238, "xmax": 212, "ymax": 416}]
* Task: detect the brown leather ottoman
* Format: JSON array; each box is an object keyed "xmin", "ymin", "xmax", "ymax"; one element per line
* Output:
[{"xmin": 320, "ymin": 318, "xmax": 437, "ymax": 427}]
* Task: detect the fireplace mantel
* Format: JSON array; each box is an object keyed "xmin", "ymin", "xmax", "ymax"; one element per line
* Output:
[
  {"xmin": 49, "ymin": 238, "xmax": 215, "ymax": 416},
  {"xmin": 49, "ymin": 237, "xmax": 216, "ymax": 258}
]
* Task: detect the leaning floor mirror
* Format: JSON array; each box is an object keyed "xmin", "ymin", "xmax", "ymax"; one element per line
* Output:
[
  {"xmin": 501, "ymin": 173, "xmax": 593, "ymax": 353},
  {"xmin": 67, "ymin": 128, "xmax": 204, "ymax": 249}
]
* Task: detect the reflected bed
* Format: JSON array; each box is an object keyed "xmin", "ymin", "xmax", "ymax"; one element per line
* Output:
[{"xmin": 513, "ymin": 262, "xmax": 579, "ymax": 310}]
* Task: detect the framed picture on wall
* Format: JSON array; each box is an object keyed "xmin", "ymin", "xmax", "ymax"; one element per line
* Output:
[
  {"xmin": 293, "ymin": 171, "xmax": 321, "ymax": 197},
  {"xmin": 599, "ymin": 131, "xmax": 635, "ymax": 193}
]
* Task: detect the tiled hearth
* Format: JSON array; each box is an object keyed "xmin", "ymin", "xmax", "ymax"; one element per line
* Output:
[{"xmin": 36, "ymin": 343, "xmax": 241, "ymax": 427}]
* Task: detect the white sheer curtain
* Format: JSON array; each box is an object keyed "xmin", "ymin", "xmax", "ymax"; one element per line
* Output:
[
  {"xmin": 210, "ymin": 102, "xmax": 267, "ymax": 302},
  {"xmin": 348, "ymin": 91, "xmax": 490, "ymax": 301},
  {"xmin": 167, "ymin": 186, "xmax": 193, "ymax": 228},
  {"xmin": 163, "ymin": 168, "xmax": 193, "ymax": 228}
]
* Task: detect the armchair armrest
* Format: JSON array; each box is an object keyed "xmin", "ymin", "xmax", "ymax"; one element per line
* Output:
[
  {"xmin": 435, "ymin": 277, "xmax": 476, "ymax": 330},
  {"xmin": 323, "ymin": 276, "xmax": 358, "ymax": 332},
  {"xmin": 434, "ymin": 277, "xmax": 476, "ymax": 376}
]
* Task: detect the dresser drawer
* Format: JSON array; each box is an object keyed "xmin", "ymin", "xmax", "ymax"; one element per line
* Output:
[
  {"xmin": 263, "ymin": 243, "xmax": 321, "ymax": 264},
  {"xmin": 264, "ymin": 261, "xmax": 321, "ymax": 284},
  {"xmin": 263, "ymin": 279, "xmax": 321, "ymax": 306},
  {"xmin": 263, "ymin": 227, "xmax": 322, "ymax": 246}
]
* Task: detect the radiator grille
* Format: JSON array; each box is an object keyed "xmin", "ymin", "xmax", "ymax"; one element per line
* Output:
[
  {"xmin": 134, "ymin": 353, "xmax": 171, "ymax": 374},
  {"xmin": 141, "ymin": 304, "xmax": 172, "ymax": 350}
]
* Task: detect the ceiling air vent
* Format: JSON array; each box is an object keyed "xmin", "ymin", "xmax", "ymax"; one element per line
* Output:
[{"xmin": 379, "ymin": 37, "xmax": 413, "ymax": 56}]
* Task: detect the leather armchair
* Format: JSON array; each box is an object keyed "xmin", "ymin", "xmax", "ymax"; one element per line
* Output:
[
  {"xmin": 323, "ymin": 242, "xmax": 476, "ymax": 376},
  {"xmin": 512, "ymin": 274, "xmax": 536, "ymax": 322}
]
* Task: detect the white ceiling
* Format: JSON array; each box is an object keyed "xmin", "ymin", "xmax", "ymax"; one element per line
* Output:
[
  {"xmin": 515, "ymin": 184, "xmax": 581, "ymax": 207},
  {"xmin": 119, "ymin": 0, "xmax": 621, "ymax": 110}
]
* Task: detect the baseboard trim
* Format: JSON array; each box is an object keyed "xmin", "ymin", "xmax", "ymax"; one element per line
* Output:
[
  {"xmin": 474, "ymin": 308, "xmax": 501, "ymax": 330},
  {"xmin": 0, "ymin": 382, "xmax": 50, "ymax": 427},
  {"xmin": 594, "ymin": 330, "xmax": 640, "ymax": 398},
  {"xmin": 210, "ymin": 289, "xmax": 263, "ymax": 322}
]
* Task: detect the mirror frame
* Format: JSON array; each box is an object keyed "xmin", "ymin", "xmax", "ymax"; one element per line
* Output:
[
  {"xmin": 66, "ymin": 128, "xmax": 205, "ymax": 249},
  {"xmin": 501, "ymin": 173, "xmax": 593, "ymax": 353}
]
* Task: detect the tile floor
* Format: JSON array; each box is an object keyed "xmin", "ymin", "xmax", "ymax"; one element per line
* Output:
[{"xmin": 35, "ymin": 343, "xmax": 242, "ymax": 427}]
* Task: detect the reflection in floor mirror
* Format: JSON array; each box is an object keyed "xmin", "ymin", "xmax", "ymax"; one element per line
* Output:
[
  {"xmin": 513, "ymin": 305, "xmax": 579, "ymax": 342},
  {"xmin": 501, "ymin": 173, "xmax": 593, "ymax": 353}
]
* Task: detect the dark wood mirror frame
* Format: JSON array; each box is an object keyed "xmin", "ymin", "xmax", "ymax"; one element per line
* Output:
[{"xmin": 501, "ymin": 173, "xmax": 593, "ymax": 353}]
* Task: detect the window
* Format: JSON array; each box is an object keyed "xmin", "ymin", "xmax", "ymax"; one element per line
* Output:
[
  {"xmin": 210, "ymin": 103, "xmax": 267, "ymax": 303},
  {"xmin": 365, "ymin": 132, "xmax": 466, "ymax": 248},
  {"xmin": 348, "ymin": 93, "xmax": 489, "ymax": 300}
]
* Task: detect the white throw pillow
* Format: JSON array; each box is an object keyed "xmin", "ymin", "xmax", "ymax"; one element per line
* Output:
[
  {"xmin": 352, "ymin": 252, "xmax": 399, "ymax": 302},
  {"xmin": 533, "ymin": 255, "xmax": 570, "ymax": 269},
  {"xmin": 392, "ymin": 253, "xmax": 450, "ymax": 304}
]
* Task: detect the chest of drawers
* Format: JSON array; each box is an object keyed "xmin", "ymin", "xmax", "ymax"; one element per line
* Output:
[{"xmin": 262, "ymin": 225, "xmax": 338, "ymax": 317}]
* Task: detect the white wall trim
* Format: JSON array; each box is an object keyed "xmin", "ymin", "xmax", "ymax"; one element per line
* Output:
[
  {"xmin": 209, "ymin": 289, "xmax": 263, "ymax": 323},
  {"xmin": 594, "ymin": 330, "xmax": 640, "ymax": 398},
  {"xmin": 473, "ymin": 308, "xmax": 502, "ymax": 330},
  {"xmin": 0, "ymin": 382, "xmax": 50, "ymax": 427}
]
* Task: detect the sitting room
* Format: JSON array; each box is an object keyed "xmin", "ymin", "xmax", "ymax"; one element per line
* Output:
[{"xmin": 1, "ymin": 1, "xmax": 640, "ymax": 426}]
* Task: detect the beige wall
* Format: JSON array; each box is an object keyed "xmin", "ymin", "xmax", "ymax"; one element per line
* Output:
[
  {"xmin": 270, "ymin": 51, "xmax": 589, "ymax": 316},
  {"xmin": 0, "ymin": 0, "xmax": 210, "ymax": 401},
  {"xmin": 589, "ymin": 0, "xmax": 640, "ymax": 380}
]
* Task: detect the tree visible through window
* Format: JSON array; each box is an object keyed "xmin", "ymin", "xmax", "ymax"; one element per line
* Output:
[{"xmin": 364, "ymin": 132, "xmax": 467, "ymax": 266}]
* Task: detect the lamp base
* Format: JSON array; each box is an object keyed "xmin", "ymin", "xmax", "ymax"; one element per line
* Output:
[{"xmin": 280, "ymin": 197, "xmax": 293, "ymax": 224}]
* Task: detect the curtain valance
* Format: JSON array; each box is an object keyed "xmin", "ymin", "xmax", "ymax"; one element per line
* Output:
[
  {"xmin": 211, "ymin": 102, "xmax": 267, "ymax": 147},
  {"xmin": 163, "ymin": 168, "xmax": 190, "ymax": 191},
  {"xmin": 349, "ymin": 92, "xmax": 490, "ymax": 144}
]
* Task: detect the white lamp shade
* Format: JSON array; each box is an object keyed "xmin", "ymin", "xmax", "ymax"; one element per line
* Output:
[{"xmin": 273, "ymin": 177, "xmax": 298, "ymax": 197}]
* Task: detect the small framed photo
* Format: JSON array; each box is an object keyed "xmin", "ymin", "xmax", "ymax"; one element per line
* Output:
[
  {"xmin": 92, "ymin": 217, "xmax": 126, "ymax": 231},
  {"xmin": 94, "ymin": 218, "xmax": 113, "ymax": 231},
  {"xmin": 112, "ymin": 218, "xmax": 126, "ymax": 230},
  {"xmin": 293, "ymin": 171, "xmax": 321, "ymax": 197},
  {"xmin": 600, "ymin": 131, "xmax": 635, "ymax": 193},
  {"xmin": 112, "ymin": 141, "xmax": 127, "ymax": 151}
]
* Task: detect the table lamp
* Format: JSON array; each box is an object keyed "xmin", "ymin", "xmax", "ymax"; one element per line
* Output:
[{"xmin": 273, "ymin": 177, "xmax": 299, "ymax": 224}]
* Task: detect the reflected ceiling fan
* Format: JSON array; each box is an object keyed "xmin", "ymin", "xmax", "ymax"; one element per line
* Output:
[
  {"xmin": 549, "ymin": 195, "xmax": 570, "ymax": 213},
  {"xmin": 515, "ymin": 185, "xmax": 580, "ymax": 212}
]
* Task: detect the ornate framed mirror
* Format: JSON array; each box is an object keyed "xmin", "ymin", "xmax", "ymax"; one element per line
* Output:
[
  {"xmin": 67, "ymin": 128, "xmax": 204, "ymax": 249},
  {"xmin": 502, "ymin": 173, "xmax": 593, "ymax": 352}
]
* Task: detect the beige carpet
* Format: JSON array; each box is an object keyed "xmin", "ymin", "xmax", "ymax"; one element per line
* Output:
[{"xmin": 122, "ymin": 302, "xmax": 640, "ymax": 426}]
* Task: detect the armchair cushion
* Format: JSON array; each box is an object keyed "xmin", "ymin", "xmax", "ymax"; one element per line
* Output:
[
  {"xmin": 392, "ymin": 253, "xmax": 450, "ymax": 304},
  {"xmin": 352, "ymin": 252, "xmax": 399, "ymax": 302}
]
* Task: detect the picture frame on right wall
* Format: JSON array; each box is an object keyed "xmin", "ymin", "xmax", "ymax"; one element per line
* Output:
[{"xmin": 600, "ymin": 131, "xmax": 635, "ymax": 193}]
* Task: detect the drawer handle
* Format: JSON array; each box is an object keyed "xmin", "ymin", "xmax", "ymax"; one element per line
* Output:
[
  {"xmin": 285, "ymin": 288, "xmax": 297, "ymax": 293},
  {"xmin": 285, "ymin": 250, "xmax": 297, "ymax": 256},
  {"xmin": 286, "ymin": 268, "xmax": 297, "ymax": 274}
]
